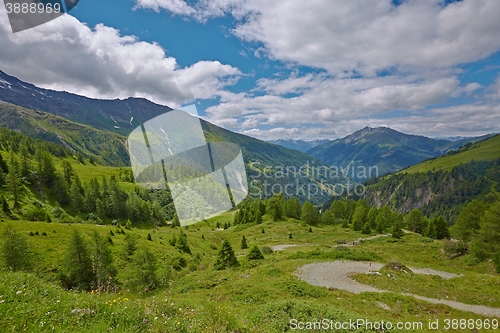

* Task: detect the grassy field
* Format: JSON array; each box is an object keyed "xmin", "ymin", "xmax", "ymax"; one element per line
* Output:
[
  {"xmin": 1, "ymin": 214, "xmax": 499, "ymax": 332},
  {"xmin": 402, "ymin": 134, "xmax": 500, "ymax": 174}
]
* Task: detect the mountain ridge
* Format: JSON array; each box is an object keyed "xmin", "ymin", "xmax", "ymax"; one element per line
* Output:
[{"xmin": 306, "ymin": 126, "xmax": 495, "ymax": 182}]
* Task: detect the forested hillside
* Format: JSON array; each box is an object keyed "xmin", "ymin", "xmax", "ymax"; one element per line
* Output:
[{"xmin": 348, "ymin": 134, "xmax": 500, "ymax": 222}]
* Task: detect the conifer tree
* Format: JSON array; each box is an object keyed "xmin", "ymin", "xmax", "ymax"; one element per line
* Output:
[
  {"xmin": 361, "ymin": 221, "xmax": 371, "ymax": 235},
  {"xmin": 240, "ymin": 235, "xmax": 248, "ymax": 249},
  {"xmin": 7, "ymin": 151, "xmax": 21, "ymax": 210},
  {"xmin": 424, "ymin": 219, "xmax": 438, "ymax": 239},
  {"xmin": 320, "ymin": 209, "xmax": 335, "ymax": 225},
  {"xmin": 91, "ymin": 231, "xmax": 117, "ymax": 291},
  {"xmin": 214, "ymin": 240, "xmax": 239, "ymax": 270},
  {"xmin": 123, "ymin": 234, "xmax": 137, "ymax": 257},
  {"xmin": 434, "ymin": 216, "xmax": 450, "ymax": 240},
  {"xmin": 62, "ymin": 229, "xmax": 94, "ymax": 290},
  {"xmin": 127, "ymin": 248, "xmax": 158, "ymax": 292},
  {"xmin": 267, "ymin": 195, "xmax": 283, "ymax": 221},
  {"xmin": 301, "ymin": 201, "xmax": 319, "ymax": 226},
  {"xmin": 70, "ymin": 181, "xmax": 84, "ymax": 212},
  {"xmin": 351, "ymin": 201, "xmax": 368, "ymax": 231},
  {"xmin": 1, "ymin": 224, "xmax": 32, "ymax": 271},
  {"xmin": 175, "ymin": 231, "xmax": 191, "ymax": 254},
  {"xmin": 470, "ymin": 201, "xmax": 500, "ymax": 262},
  {"xmin": 246, "ymin": 244, "xmax": 264, "ymax": 260},
  {"xmin": 451, "ymin": 200, "xmax": 486, "ymax": 242},
  {"xmin": 391, "ymin": 218, "xmax": 404, "ymax": 239}
]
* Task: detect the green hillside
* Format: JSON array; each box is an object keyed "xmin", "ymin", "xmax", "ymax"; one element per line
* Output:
[
  {"xmin": 0, "ymin": 101, "xmax": 130, "ymax": 166},
  {"xmin": 403, "ymin": 134, "xmax": 500, "ymax": 173},
  {"xmin": 307, "ymin": 126, "xmax": 492, "ymax": 182}
]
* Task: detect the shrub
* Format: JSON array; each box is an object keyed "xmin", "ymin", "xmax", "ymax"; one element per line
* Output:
[
  {"xmin": 246, "ymin": 245, "xmax": 265, "ymax": 260},
  {"xmin": 260, "ymin": 246, "xmax": 274, "ymax": 255},
  {"xmin": 147, "ymin": 233, "xmax": 152, "ymax": 241}
]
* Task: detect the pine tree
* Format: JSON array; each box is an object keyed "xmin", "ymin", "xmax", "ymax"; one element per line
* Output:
[
  {"xmin": 254, "ymin": 209, "xmax": 263, "ymax": 224},
  {"xmin": 1, "ymin": 224, "xmax": 32, "ymax": 271},
  {"xmin": 18, "ymin": 144, "xmax": 31, "ymax": 178},
  {"xmin": 434, "ymin": 216, "xmax": 450, "ymax": 240},
  {"xmin": 320, "ymin": 209, "xmax": 335, "ymax": 225},
  {"xmin": 267, "ymin": 195, "xmax": 283, "ymax": 221},
  {"xmin": 175, "ymin": 231, "xmax": 191, "ymax": 254},
  {"xmin": 361, "ymin": 221, "xmax": 371, "ymax": 234},
  {"xmin": 53, "ymin": 172, "xmax": 70, "ymax": 205},
  {"xmin": 127, "ymin": 248, "xmax": 158, "ymax": 292},
  {"xmin": 470, "ymin": 201, "xmax": 500, "ymax": 261},
  {"xmin": 70, "ymin": 181, "xmax": 85, "ymax": 212},
  {"xmin": 285, "ymin": 197, "xmax": 301, "ymax": 219},
  {"xmin": 405, "ymin": 209, "xmax": 427, "ymax": 234},
  {"xmin": 7, "ymin": 151, "xmax": 21, "ymax": 210},
  {"xmin": 330, "ymin": 200, "xmax": 346, "ymax": 219},
  {"xmin": 240, "ymin": 235, "xmax": 248, "ymax": 249},
  {"xmin": 123, "ymin": 234, "xmax": 137, "ymax": 257},
  {"xmin": 301, "ymin": 201, "xmax": 319, "ymax": 226},
  {"xmin": 62, "ymin": 229, "xmax": 94, "ymax": 290},
  {"xmin": 91, "ymin": 231, "xmax": 117, "ymax": 291},
  {"xmin": 424, "ymin": 219, "xmax": 438, "ymax": 239},
  {"xmin": 246, "ymin": 244, "xmax": 264, "ymax": 260},
  {"xmin": 451, "ymin": 200, "xmax": 486, "ymax": 242},
  {"xmin": 351, "ymin": 201, "xmax": 368, "ymax": 231},
  {"xmin": 391, "ymin": 218, "xmax": 404, "ymax": 239},
  {"xmin": 214, "ymin": 240, "xmax": 239, "ymax": 270}
]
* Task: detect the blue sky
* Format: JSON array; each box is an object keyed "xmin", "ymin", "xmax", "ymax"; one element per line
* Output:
[{"xmin": 1, "ymin": 0, "xmax": 500, "ymax": 140}]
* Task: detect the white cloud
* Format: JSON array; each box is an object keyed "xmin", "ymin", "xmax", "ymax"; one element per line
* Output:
[
  {"xmin": 135, "ymin": 0, "xmax": 500, "ymax": 140},
  {"xmin": 136, "ymin": 0, "xmax": 500, "ymax": 75},
  {"xmin": 0, "ymin": 12, "xmax": 241, "ymax": 107}
]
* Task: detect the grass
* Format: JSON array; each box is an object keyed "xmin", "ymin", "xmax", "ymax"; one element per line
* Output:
[
  {"xmin": 402, "ymin": 134, "xmax": 500, "ymax": 174},
  {"xmin": 1, "ymin": 216, "xmax": 499, "ymax": 332}
]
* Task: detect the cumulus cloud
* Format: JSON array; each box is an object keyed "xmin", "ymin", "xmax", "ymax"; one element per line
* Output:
[
  {"xmin": 0, "ymin": 12, "xmax": 241, "ymax": 107},
  {"xmin": 134, "ymin": 0, "xmax": 500, "ymax": 139}
]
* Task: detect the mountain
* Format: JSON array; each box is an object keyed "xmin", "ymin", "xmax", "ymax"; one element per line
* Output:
[
  {"xmin": 306, "ymin": 126, "xmax": 494, "ymax": 182},
  {"xmin": 0, "ymin": 71, "xmax": 351, "ymax": 205},
  {"xmin": 354, "ymin": 134, "xmax": 500, "ymax": 221},
  {"xmin": 0, "ymin": 70, "xmax": 172, "ymax": 136},
  {"xmin": 268, "ymin": 139, "xmax": 330, "ymax": 152}
]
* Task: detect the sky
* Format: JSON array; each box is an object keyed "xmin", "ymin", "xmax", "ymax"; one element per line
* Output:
[{"xmin": 1, "ymin": 0, "xmax": 500, "ymax": 141}]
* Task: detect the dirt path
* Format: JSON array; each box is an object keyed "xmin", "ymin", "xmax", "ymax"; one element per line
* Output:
[{"xmin": 295, "ymin": 261, "xmax": 500, "ymax": 317}]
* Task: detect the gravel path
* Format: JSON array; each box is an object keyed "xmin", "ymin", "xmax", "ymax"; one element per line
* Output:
[{"xmin": 295, "ymin": 261, "xmax": 500, "ymax": 317}]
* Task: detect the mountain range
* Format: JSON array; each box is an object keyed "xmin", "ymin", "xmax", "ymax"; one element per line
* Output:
[
  {"xmin": 306, "ymin": 126, "xmax": 494, "ymax": 182},
  {"xmin": 0, "ymin": 70, "xmax": 349, "ymax": 204},
  {"xmin": 267, "ymin": 139, "xmax": 330, "ymax": 152}
]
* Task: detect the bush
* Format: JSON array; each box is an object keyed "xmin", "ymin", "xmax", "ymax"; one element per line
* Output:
[
  {"xmin": 246, "ymin": 245, "xmax": 265, "ymax": 260},
  {"xmin": 24, "ymin": 206, "xmax": 51, "ymax": 222},
  {"xmin": 443, "ymin": 239, "xmax": 468, "ymax": 258},
  {"xmin": 465, "ymin": 255, "xmax": 481, "ymax": 266},
  {"xmin": 170, "ymin": 256, "xmax": 187, "ymax": 271},
  {"xmin": 260, "ymin": 246, "xmax": 274, "ymax": 255}
]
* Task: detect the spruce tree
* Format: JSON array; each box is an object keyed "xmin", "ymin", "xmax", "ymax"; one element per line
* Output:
[
  {"xmin": 7, "ymin": 151, "xmax": 21, "ymax": 210},
  {"xmin": 62, "ymin": 229, "xmax": 94, "ymax": 290},
  {"xmin": 320, "ymin": 209, "xmax": 335, "ymax": 225},
  {"xmin": 470, "ymin": 201, "xmax": 500, "ymax": 261},
  {"xmin": 301, "ymin": 201, "xmax": 319, "ymax": 226},
  {"xmin": 240, "ymin": 235, "xmax": 248, "ymax": 249},
  {"xmin": 214, "ymin": 240, "xmax": 239, "ymax": 270},
  {"xmin": 175, "ymin": 231, "xmax": 191, "ymax": 254},
  {"xmin": 351, "ymin": 201, "xmax": 367, "ymax": 231},
  {"xmin": 70, "ymin": 181, "xmax": 84, "ymax": 212},
  {"xmin": 1, "ymin": 224, "xmax": 32, "ymax": 271},
  {"xmin": 127, "ymin": 248, "xmax": 158, "ymax": 292},
  {"xmin": 361, "ymin": 221, "xmax": 371, "ymax": 235},
  {"xmin": 91, "ymin": 231, "xmax": 117, "ymax": 291},
  {"xmin": 424, "ymin": 219, "xmax": 437, "ymax": 239},
  {"xmin": 246, "ymin": 244, "xmax": 264, "ymax": 260},
  {"xmin": 391, "ymin": 219, "xmax": 404, "ymax": 239},
  {"xmin": 267, "ymin": 195, "xmax": 283, "ymax": 221},
  {"xmin": 434, "ymin": 216, "xmax": 450, "ymax": 240}
]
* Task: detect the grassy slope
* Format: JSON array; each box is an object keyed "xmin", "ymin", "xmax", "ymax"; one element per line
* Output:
[
  {"xmin": 1, "ymin": 215, "xmax": 498, "ymax": 332},
  {"xmin": 403, "ymin": 134, "xmax": 500, "ymax": 174}
]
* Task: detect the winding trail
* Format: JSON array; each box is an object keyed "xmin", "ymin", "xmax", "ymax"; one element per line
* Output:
[{"xmin": 295, "ymin": 261, "xmax": 500, "ymax": 317}]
